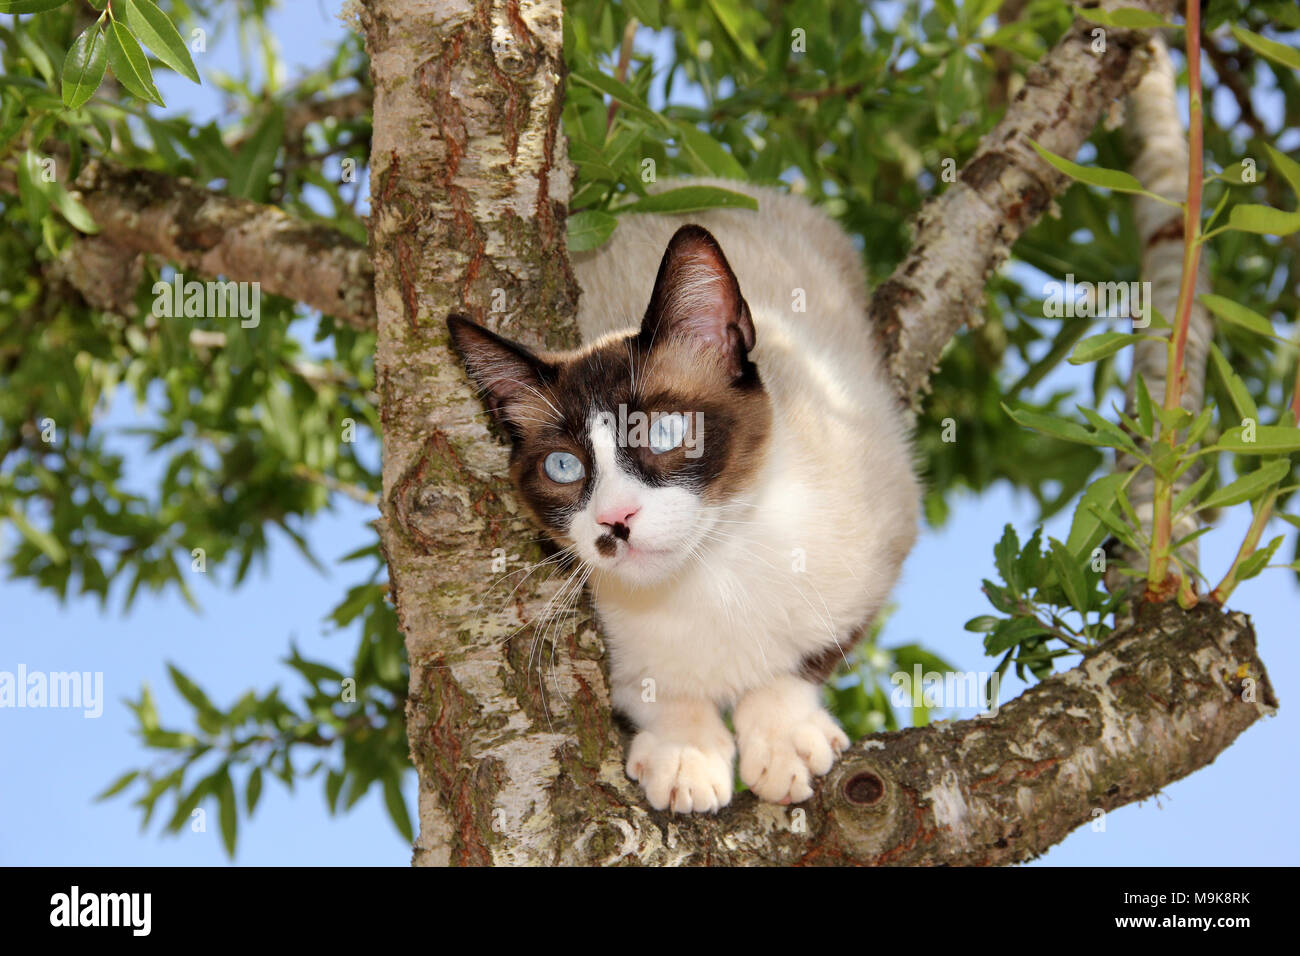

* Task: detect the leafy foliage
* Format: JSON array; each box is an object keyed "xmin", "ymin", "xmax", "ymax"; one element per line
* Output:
[{"xmin": 2, "ymin": 0, "xmax": 1298, "ymax": 853}]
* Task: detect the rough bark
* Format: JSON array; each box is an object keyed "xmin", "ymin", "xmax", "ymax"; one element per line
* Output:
[
  {"xmin": 360, "ymin": 0, "xmax": 582, "ymax": 866},
  {"xmin": 362, "ymin": 0, "xmax": 1276, "ymax": 866},
  {"xmin": 556, "ymin": 601, "xmax": 1272, "ymax": 866}
]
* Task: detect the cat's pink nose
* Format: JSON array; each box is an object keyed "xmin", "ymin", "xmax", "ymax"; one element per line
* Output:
[{"xmin": 597, "ymin": 503, "xmax": 640, "ymax": 530}]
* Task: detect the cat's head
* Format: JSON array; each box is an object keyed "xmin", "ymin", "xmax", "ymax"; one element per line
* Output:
[{"xmin": 448, "ymin": 224, "xmax": 772, "ymax": 587}]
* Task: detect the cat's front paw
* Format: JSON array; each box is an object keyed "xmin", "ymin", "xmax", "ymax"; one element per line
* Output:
[
  {"xmin": 735, "ymin": 702, "xmax": 849, "ymax": 805},
  {"xmin": 626, "ymin": 730, "xmax": 735, "ymax": 814}
]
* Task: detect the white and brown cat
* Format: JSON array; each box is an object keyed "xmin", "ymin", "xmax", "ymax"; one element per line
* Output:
[{"xmin": 449, "ymin": 179, "xmax": 920, "ymax": 813}]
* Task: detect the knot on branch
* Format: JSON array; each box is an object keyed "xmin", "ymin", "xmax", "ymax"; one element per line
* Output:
[
  {"xmin": 823, "ymin": 754, "xmax": 912, "ymax": 860},
  {"xmin": 389, "ymin": 429, "xmax": 476, "ymax": 553}
]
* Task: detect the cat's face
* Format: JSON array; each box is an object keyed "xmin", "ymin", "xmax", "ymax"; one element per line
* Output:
[{"xmin": 448, "ymin": 225, "xmax": 772, "ymax": 587}]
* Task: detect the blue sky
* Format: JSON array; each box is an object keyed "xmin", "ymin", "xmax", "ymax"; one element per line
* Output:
[{"xmin": 1, "ymin": 2, "xmax": 1297, "ymax": 866}]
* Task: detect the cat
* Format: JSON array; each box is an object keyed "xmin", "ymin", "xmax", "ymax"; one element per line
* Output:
[{"xmin": 448, "ymin": 178, "xmax": 920, "ymax": 813}]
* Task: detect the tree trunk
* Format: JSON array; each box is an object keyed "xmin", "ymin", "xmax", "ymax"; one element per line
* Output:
[{"xmin": 363, "ymin": 0, "xmax": 1276, "ymax": 866}]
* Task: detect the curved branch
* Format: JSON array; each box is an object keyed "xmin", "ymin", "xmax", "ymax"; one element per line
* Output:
[
  {"xmin": 585, "ymin": 602, "xmax": 1274, "ymax": 865},
  {"xmin": 1, "ymin": 158, "xmax": 376, "ymax": 329},
  {"xmin": 870, "ymin": 2, "xmax": 1174, "ymax": 402}
]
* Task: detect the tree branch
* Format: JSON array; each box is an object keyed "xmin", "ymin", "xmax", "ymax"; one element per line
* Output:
[
  {"xmin": 870, "ymin": 2, "xmax": 1174, "ymax": 403},
  {"xmin": 1, "ymin": 158, "xmax": 376, "ymax": 329},
  {"xmin": 570, "ymin": 601, "xmax": 1274, "ymax": 865}
]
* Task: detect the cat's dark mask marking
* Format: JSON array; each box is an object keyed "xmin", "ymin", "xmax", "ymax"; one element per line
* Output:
[{"xmin": 447, "ymin": 224, "xmax": 773, "ymax": 540}]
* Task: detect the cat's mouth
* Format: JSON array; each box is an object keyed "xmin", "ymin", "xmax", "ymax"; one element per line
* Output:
[{"xmin": 594, "ymin": 533, "xmax": 670, "ymax": 563}]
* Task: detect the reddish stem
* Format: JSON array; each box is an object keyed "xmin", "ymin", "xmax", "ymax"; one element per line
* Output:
[{"xmin": 1166, "ymin": 0, "xmax": 1203, "ymax": 413}]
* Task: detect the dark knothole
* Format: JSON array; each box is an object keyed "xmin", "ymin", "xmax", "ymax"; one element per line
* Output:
[{"xmin": 843, "ymin": 771, "xmax": 885, "ymax": 806}]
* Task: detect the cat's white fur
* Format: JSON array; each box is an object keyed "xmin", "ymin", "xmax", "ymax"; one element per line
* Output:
[{"xmin": 570, "ymin": 179, "xmax": 920, "ymax": 811}]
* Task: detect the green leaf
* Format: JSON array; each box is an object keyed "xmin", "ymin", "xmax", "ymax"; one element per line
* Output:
[
  {"xmin": 1048, "ymin": 537, "xmax": 1088, "ymax": 613},
  {"xmin": 985, "ymin": 617, "xmax": 1049, "ymax": 656},
  {"xmin": 569, "ymin": 68, "xmax": 660, "ymax": 123},
  {"xmin": 567, "ymin": 209, "xmax": 618, "ymax": 252},
  {"xmin": 104, "ymin": 20, "xmax": 164, "ymax": 106},
  {"xmin": 1068, "ymin": 331, "xmax": 1144, "ymax": 364},
  {"xmin": 622, "ymin": 0, "xmax": 661, "ymax": 29},
  {"xmin": 95, "ymin": 770, "xmax": 139, "ymax": 801},
  {"xmin": 675, "ymin": 122, "xmax": 746, "ymax": 179},
  {"xmin": 1077, "ymin": 406, "xmax": 1139, "ymax": 456},
  {"xmin": 1170, "ymin": 525, "xmax": 1214, "ymax": 552},
  {"xmin": 1200, "ymin": 294, "xmax": 1280, "ymax": 341},
  {"xmin": 1208, "ymin": 343, "xmax": 1258, "ymax": 424},
  {"xmin": 61, "ymin": 25, "xmax": 107, "ymax": 110},
  {"xmin": 134, "ymin": 685, "xmax": 160, "ymax": 733},
  {"xmin": 981, "ymin": 579, "xmax": 1017, "ymax": 615},
  {"xmin": 616, "ymin": 185, "xmax": 759, "ymax": 215},
  {"xmin": 1066, "ymin": 471, "xmax": 1130, "ymax": 557},
  {"xmin": 938, "ymin": 50, "xmax": 969, "ymax": 132},
  {"xmin": 1002, "ymin": 403, "xmax": 1112, "ymax": 448},
  {"xmin": 163, "ymin": 778, "xmax": 211, "ymax": 833},
  {"xmin": 143, "ymin": 729, "xmax": 198, "ymax": 749},
  {"xmin": 120, "ymin": 0, "xmax": 200, "ymax": 84},
  {"xmin": 1198, "ymin": 461, "xmax": 1291, "ymax": 511},
  {"xmin": 1088, "ymin": 501, "xmax": 1142, "ymax": 551},
  {"xmin": 1236, "ymin": 535, "xmax": 1285, "ymax": 583},
  {"xmin": 704, "ymin": 0, "xmax": 764, "ymax": 70},
  {"xmin": 993, "ymin": 524, "xmax": 1021, "ymax": 591},
  {"xmin": 228, "ymin": 105, "xmax": 284, "ymax": 200},
  {"xmin": 14, "ymin": 27, "xmax": 56, "ymax": 88},
  {"xmin": 49, "ymin": 183, "xmax": 98, "ymax": 233},
  {"xmin": 16, "ymin": 149, "xmax": 50, "ymax": 224},
  {"xmin": 1016, "ymin": 527, "xmax": 1045, "ymax": 591},
  {"xmin": 167, "ymin": 663, "xmax": 219, "ymax": 718},
  {"xmin": 216, "ymin": 767, "xmax": 238, "ymax": 858},
  {"xmin": 6, "ymin": 501, "xmax": 66, "ymax": 562},
  {"xmin": 285, "ymin": 645, "xmax": 345, "ymax": 685},
  {"xmin": 963, "ymin": 615, "xmax": 1001, "ymax": 633},
  {"xmin": 246, "ymin": 767, "xmax": 264, "ymax": 815},
  {"xmin": 1135, "ymin": 374, "xmax": 1154, "ymax": 438},
  {"xmin": 1226, "ymin": 204, "xmax": 1300, "ymax": 236},
  {"xmin": 1231, "ymin": 25, "xmax": 1300, "ymax": 72},
  {"xmin": 383, "ymin": 776, "xmax": 413, "ymax": 843},
  {"xmin": 1172, "ymin": 467, "xmax": 1214, "ymax": 515},
  {"xmin": 1075, "ymin": 5, "xmax": 1175, "ymax": 28},
  {"xmin": 1214, "ymin": 425, "xmax": 1300, "ymax": 455},
  {"xmin": 1265, "ymin": 144, "xmax": 1300, "ymax": 200},
  {"xmin": 325, "ymin": 769, "xmax": 345, "ymax": 813},
  {"xmin": 1029, "ymin": 140, "xmax": 1153, "ymax": 196},
  {"xmin": 0, "ymin": 0, "xmax": 70, "ymax": 14},
  {"xmin": 1185, "ymin": 407, "xmax": 1214, "ymax": 449}
]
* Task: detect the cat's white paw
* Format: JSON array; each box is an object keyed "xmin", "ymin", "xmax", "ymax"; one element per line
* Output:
[
  {"xmin": 736, "ymin": 698, "xmax": 849, "ymax": 805},
  {"xmin": 626, "ymin": 730, "xmax": 735, "ymax": 814}
]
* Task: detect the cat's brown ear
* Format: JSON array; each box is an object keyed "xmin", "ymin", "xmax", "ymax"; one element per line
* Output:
[
  {"xmin": 447, "ymin": 315, "xmax": 556, "ymax": 437},
  {"xmin": 639, "ymin": 224, "xmax": 756, "ymax": 380}
]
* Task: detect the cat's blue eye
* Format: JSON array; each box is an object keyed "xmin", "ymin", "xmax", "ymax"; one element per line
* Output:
[
  {"xmin": 543, "ymin": 451, "xmax": 585, "ymax": 484},
  {"xmin": 648, "ymin": 412, "xmax": 688, "ymax": 454}
]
